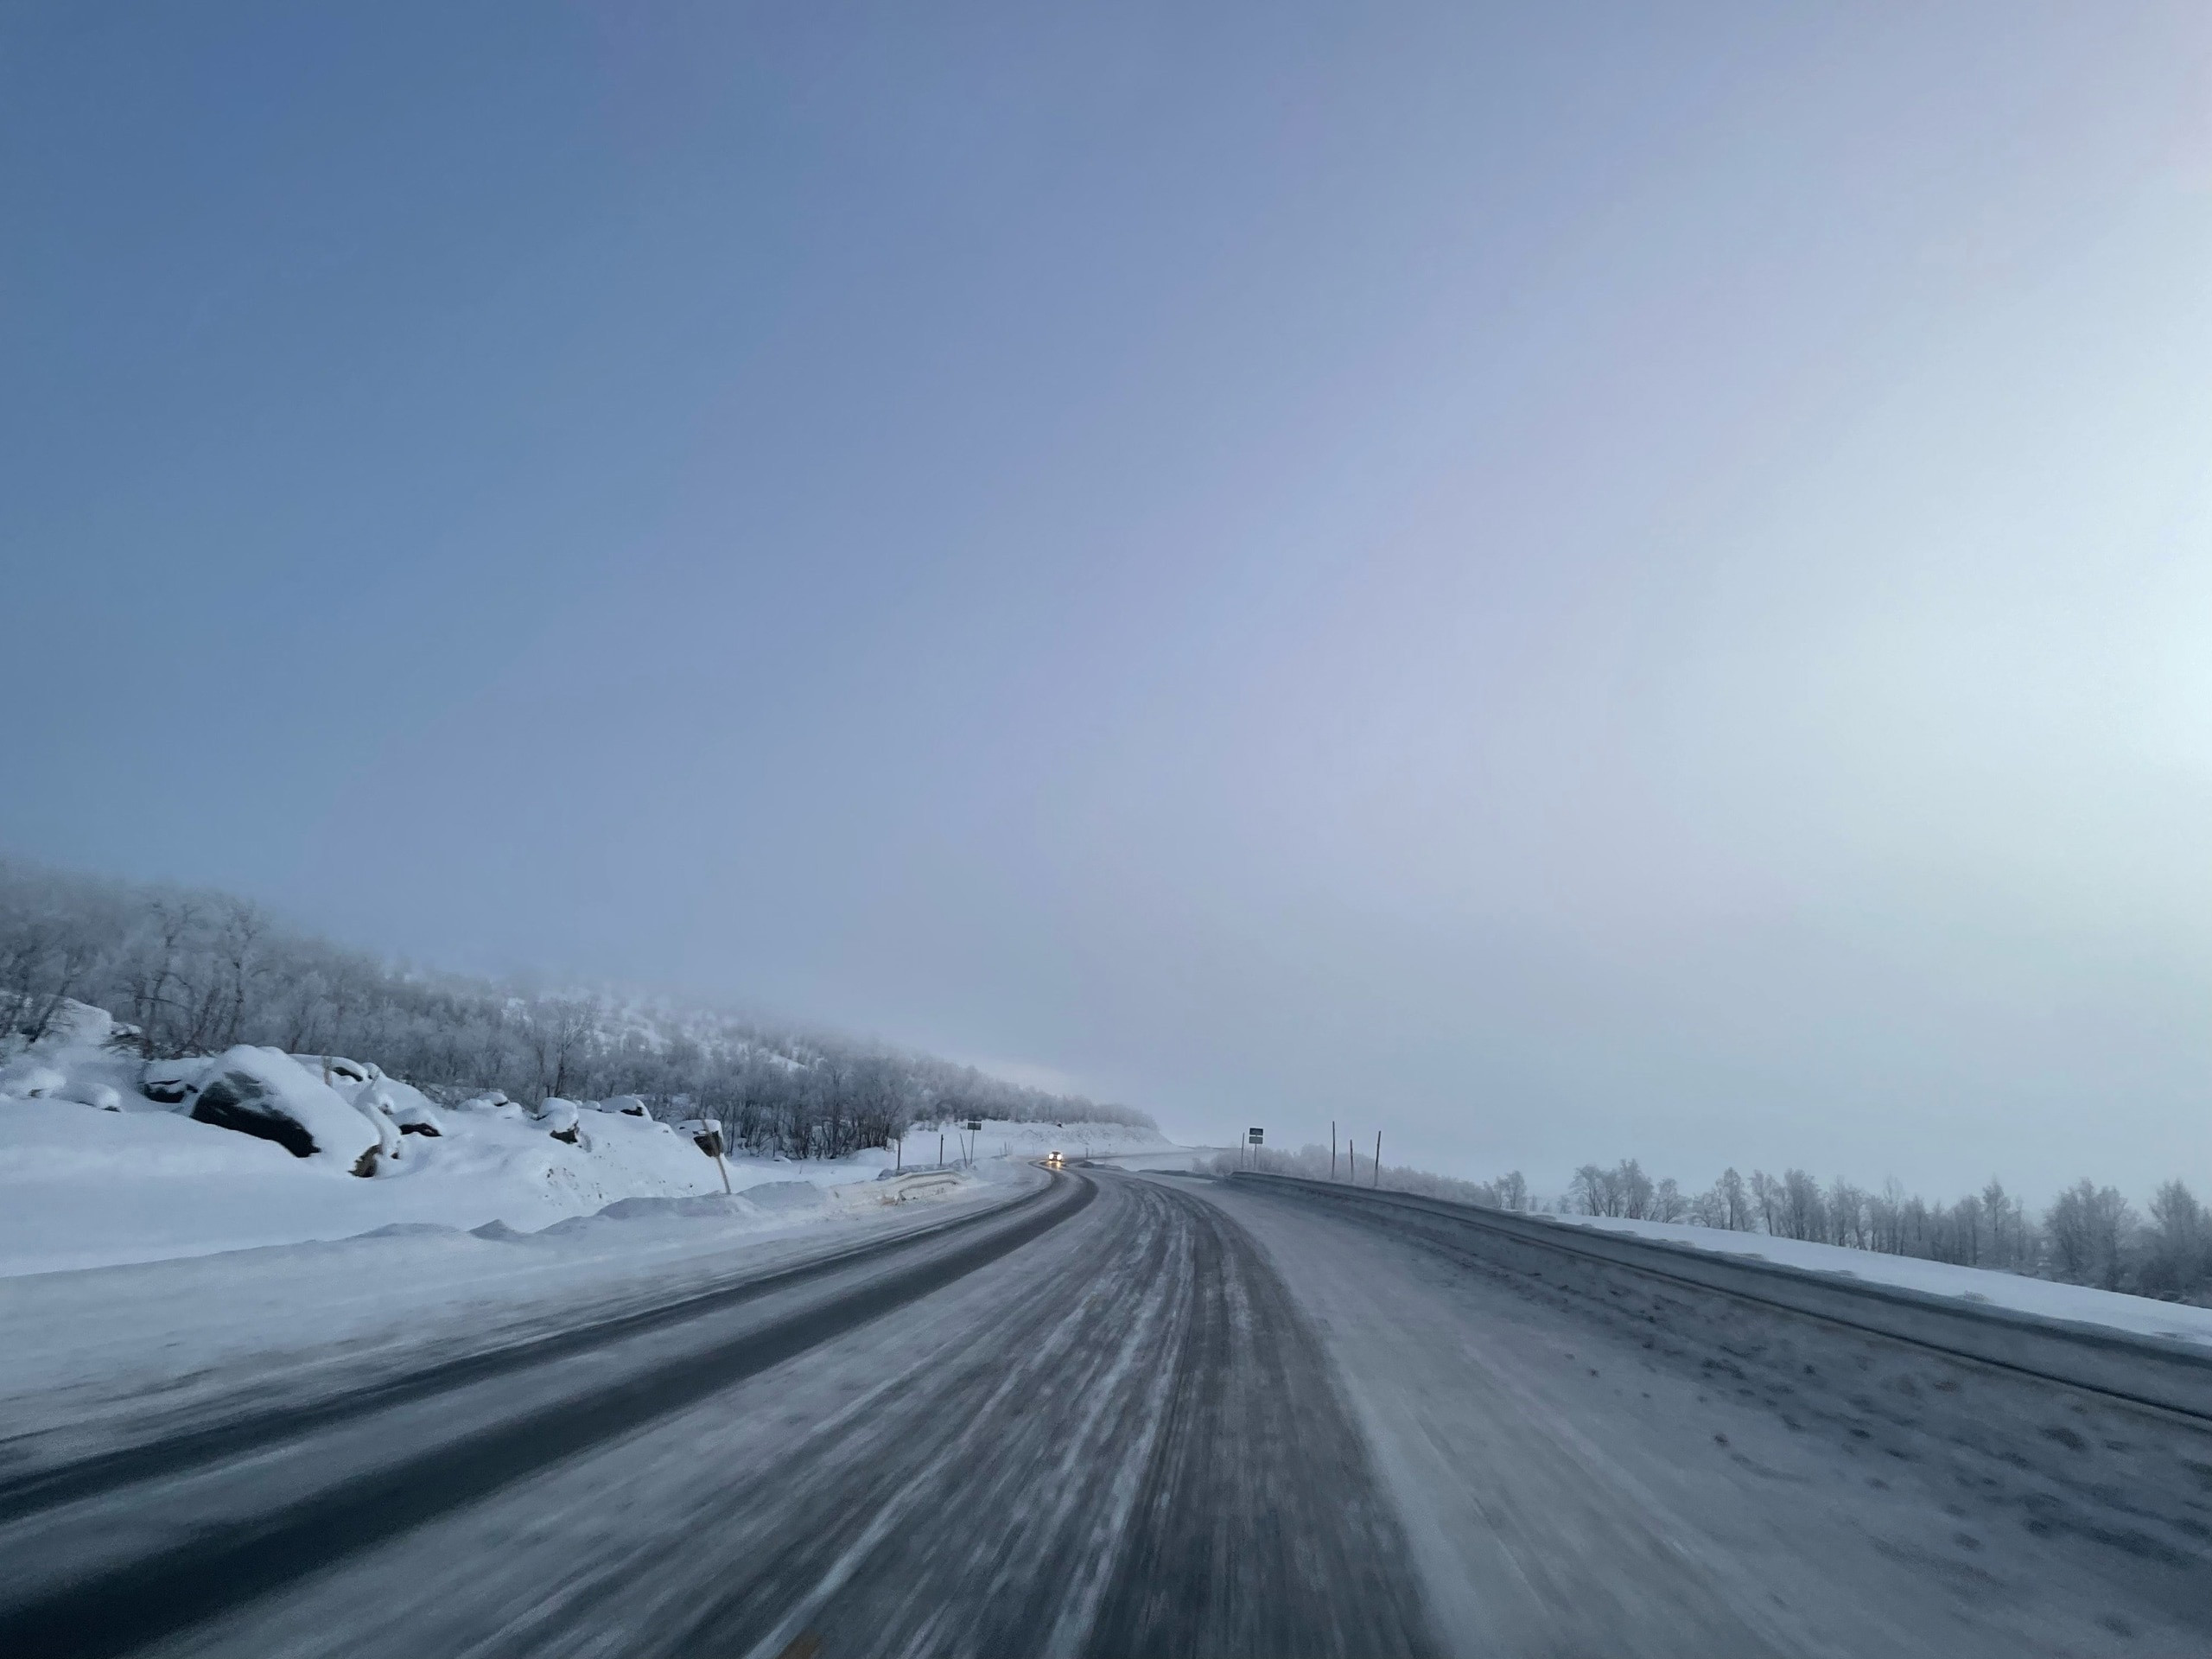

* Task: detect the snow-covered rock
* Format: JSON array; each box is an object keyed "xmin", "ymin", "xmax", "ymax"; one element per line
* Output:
[
  {"xmin": 391, "ymin": 1096, "xmax": 445, "ymax": 1137},
  {"xmin": 536, "ymin": 1098, "xmax": 582, "ymax": 1144},
  {"xmin": 0, "ymin": 1001, "xmax": 1096, "ymax": 1276},
  {"xmin": 139, "ymin": 1058, "xmax": 207, "ymax": 1104},
  {"xmin": 186, "ymin": 1047, "xmax": 383, "ymax": 1172}
]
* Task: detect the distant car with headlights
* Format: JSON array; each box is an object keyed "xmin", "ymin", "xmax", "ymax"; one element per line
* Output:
[{"xmin": 1045, "ymin": 1150, "xmax": 1065, "ymax": 1169}]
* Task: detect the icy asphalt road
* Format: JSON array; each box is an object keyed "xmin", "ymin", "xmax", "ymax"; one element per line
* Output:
[{"xmin": 3, "ymin": 1168, "xmax": 2209, "ymax": 1657}]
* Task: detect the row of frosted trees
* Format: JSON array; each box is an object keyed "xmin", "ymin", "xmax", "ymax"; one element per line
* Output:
[
  {"xmin": 1561, "ymin": 1156, "xmax": 2209, "ymax": 1302},
  {"xmin": 1222, "ymin": 1140, "xmax": 2210, "ymax": 1306},
  {"xmin": 0, "ymin": 858, "xmax": 1151, "ymax": 1158}
]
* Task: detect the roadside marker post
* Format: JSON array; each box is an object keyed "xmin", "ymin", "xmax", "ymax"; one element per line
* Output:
[
  {"xmin": 683, "ymin": 1121, "xmax": 734, "ymax": 1194},
  {"xmin": 1246, "ymin": 1125, "xmax": 1263, "ymax": 1173},
  {"xmin": 1374, "ymin": 1130, "xmax": 1382, "ymax": 1189}
]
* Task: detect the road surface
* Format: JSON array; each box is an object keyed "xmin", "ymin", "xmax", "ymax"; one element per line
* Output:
[{"xmin": 3, "ymin": 1167, "xmax": 2207, "ymax": 1656}]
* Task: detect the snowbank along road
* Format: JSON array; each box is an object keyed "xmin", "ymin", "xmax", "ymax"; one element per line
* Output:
[{"xmin": 3, "ymin": 1167, "xmax": 2209, "ymax": 1656}]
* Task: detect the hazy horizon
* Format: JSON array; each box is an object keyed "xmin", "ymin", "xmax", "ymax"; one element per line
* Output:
[{"xmin": 6, "ymin": 3, "xmax": 2209, "ymax": 1203}]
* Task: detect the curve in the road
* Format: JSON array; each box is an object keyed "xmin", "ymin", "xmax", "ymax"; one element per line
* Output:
[
  {"xmin": 0, "ymin": 1172, "xmax": 1096, "ymax": 1659},
  {"xmin": 556, "ymin": 1173, "xmax": 1437, "ymax": 1659}
]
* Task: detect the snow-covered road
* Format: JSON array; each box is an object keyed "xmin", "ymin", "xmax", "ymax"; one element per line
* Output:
[{"xmin": 3, "ymin": 1169, "xmax": 2208, "ymax": 1656}]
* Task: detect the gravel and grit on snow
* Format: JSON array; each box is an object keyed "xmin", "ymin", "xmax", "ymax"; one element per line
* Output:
[{"xmin": 1547, "ymin": 1210, "xmax": 2212, "ymax": 1350}]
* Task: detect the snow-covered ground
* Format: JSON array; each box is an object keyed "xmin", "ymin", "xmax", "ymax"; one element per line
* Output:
[
  {"xmin": 0, "ymin": 1093, "xmax": 729, "ymax": 1274},
  {"xmin": 1545, "ymin": 1211, "xmax": 2212, "ymax": 1351},
  {"xmin": 0, "ymin": 1157, "xmax": 1045, "ymax": 1471},
  {"xmin": 0, "ymin": 1000, "xmax": 1154, "ymax": 1276}
]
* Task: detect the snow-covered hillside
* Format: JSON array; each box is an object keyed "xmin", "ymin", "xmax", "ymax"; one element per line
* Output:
[{"xmin": 0, "ymin": 999, "xmax": 1121, "ymax": 1276}]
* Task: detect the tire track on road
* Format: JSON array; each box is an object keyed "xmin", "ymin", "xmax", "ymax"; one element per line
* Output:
[
  {"xmin": 591, "ymin": 1175, "xmax": 1437, "ymax": 1659},
  {"xmin": 1082, "ymin": 1184, "xmax": 1435, "ymax": 1657}
]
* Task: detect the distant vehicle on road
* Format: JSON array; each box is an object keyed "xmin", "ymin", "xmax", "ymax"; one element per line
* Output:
[{"xmin": 1045, "ymin": 1150, "xmax": 1065, "ymax": 1169}]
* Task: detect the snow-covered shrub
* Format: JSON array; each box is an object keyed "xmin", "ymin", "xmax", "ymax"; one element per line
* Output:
[
  {"xmin": 40, "ymin": 1000, "xmax": 122, "ymax": 1050},
  {"xmin": 0, "ymin": 1061, "xmax": 66, "ymax": 1098},
  {"xmin": 346, "ymin": 1079, "xmax": 404, "ymax": 1170},
  {"xmin": 57, "ymin": 1081, "xmax": 124, "ymax": 1111},
  {"xmin": 348, "ymin": 1075, "xmax": 445, "ymax": 1137}
]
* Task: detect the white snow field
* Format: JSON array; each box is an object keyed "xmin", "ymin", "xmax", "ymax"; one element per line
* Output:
[
  {"xmin": 1547, "ymin": 1210, "xmax": 2212, "ymax": 1350},
  {"xmin": 0, "ymin": 1155, "xmax": 1049, "ymax": 1478},
  {"xmin": 0, "ymin": 999, "xmax": 1159, "ymax": 1276}
]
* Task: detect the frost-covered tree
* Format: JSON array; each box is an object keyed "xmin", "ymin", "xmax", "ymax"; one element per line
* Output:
[
  {"xmin": 2141, "ymin": 1182, "xmax": 2211, "ymax": 1301},
  {"xmin": 2045, "ymin": 1180, "xmax": 2134, "ymax": 1291},
  {"xmin": 0, "ymin": 855, "xmax": 1151, "ymax": 1154}
]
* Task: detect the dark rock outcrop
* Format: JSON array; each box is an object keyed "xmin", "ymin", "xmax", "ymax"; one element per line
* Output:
[{"xmin": 191, "ymin": 1071, "xmax": 318, "ymax": 1159}]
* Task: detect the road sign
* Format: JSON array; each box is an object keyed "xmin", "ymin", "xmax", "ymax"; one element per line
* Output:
[
  {"xmin": 1247, "ymin": 1127, "xmax": 1264, "ymax": 1144},
  {"xmin": 964, "ymin": 1118, "xmax": 983, "ymax": 1133}
]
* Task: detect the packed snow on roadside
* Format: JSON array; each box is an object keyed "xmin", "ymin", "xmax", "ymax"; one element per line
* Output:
[
  {"xmin": 0, "ymin": 1001, "xmax": 1056, "ymax": 1276},
  {"xmin": 1545, "ymin": 1211, "xmax": 2212, "ymax": 1351},
  {"xmin": 0, "ymin": 1156, "xmax": 1043, "ymax": 1468}
]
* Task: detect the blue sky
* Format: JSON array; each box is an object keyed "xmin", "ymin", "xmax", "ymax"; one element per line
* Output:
[{"xmin": 5, "ymin": 3, "xmax": 2209, "ymax": 1196}]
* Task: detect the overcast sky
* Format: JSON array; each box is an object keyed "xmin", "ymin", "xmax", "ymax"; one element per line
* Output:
[{"xmin": 5, "ymin": 3, "xmax": 2209, "ymax": 1198}]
